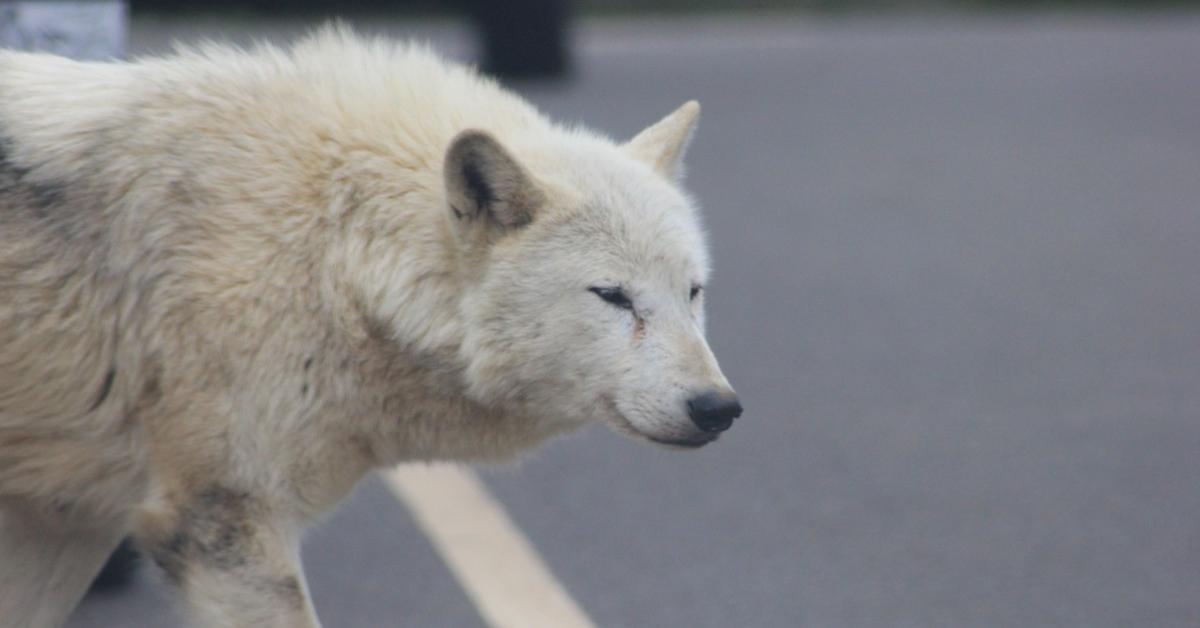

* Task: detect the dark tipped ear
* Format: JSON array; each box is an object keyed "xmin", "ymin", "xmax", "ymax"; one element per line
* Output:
[
  {"xmin": 624, "ymin": 100, "xmax": 700, "ymax": 182},
  {"xmin": 444, "ymin": 130, "xmax": 544, "ymax": 231}
]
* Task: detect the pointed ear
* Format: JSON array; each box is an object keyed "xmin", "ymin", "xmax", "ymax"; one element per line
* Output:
[
  {"xmin": 624, "ymin": 100, "xmax": 700, "ymax": 181},
  {"xmin": 444, "ymin": 130, "xmax": 544, "ymax": 231}
]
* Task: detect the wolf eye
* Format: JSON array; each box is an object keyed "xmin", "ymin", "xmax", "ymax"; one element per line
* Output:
[
  {"xmin": 690, "ymin": 284, "xmax": 703, "ymax": 301},
  {"xmin": 589, "ymin": 286, "xmax": 633, "ymax": 310}
]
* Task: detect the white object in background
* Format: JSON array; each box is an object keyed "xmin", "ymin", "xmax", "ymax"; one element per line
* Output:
[{"xmin": 0, "ymin": 1, "xmax": 126, "ymax": 60}]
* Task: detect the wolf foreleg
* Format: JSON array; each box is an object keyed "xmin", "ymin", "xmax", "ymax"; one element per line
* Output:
[{"xmin": 139, "ymin": 488, "xmax": 320, "ymax": 628}]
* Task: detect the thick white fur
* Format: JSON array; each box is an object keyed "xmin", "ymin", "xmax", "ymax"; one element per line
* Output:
[{"xmin": 0, "ymin": 26, "xmax": 734, "ymax": 627}]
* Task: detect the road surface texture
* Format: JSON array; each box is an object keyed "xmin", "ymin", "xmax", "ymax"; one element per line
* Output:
[{"xmin": 68, "ymin": 11, "xmax": 1200, "ymax": 628}]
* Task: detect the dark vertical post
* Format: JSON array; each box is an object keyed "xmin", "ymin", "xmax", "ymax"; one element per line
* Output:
[{"xmin": 467, "ymin": 0, "xmax": 571, "ymax": 80}]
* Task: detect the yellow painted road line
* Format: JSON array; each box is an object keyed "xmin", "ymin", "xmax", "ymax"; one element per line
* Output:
[{"xmin": 383, "ymin": 465, "xmax": 596, "ymax": 628}]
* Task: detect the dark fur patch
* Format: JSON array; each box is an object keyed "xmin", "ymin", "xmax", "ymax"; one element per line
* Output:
[
  {"xmin": 0, "ymin": 135, "xmax": 62, "ymax": 207},
  {"xmin": 146, "ymin": 486, "xmax": 257, "ymax": 584},
  {"xmin": 266, "ymin": 576, "xmax": 304, "ymax": 607},
  {"xmin": 122, "ymin": 362, "xmax": 164, "ymax": 429},
  {"xmin": 141, "ymin": 373, "xmax": 162, "ymax": 405},
  {"xmin": 0, "ymin": 132, "xmax": 77, "ymax": 238},
  {"xmin": 301, "ymin": 357, "xmax": 314, "ymax": 397},
  {"xmin": 25, "ymin": 179, "xmax": 64, "ymax": 208},
  {"xmin": 89, "ymin": 368, "xmax": 117, "ymax": 412},
  {"xmin": 190, "ymin": 487, "xmax": 256, "ymax": 568}
]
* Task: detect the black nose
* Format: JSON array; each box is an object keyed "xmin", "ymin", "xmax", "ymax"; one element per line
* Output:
[{"xmin": 687, "ymin": 391, "xmax": 742, "ymax": 433}]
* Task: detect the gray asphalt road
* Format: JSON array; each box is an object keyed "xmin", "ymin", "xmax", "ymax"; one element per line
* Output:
[{"xmin": 70, "ymin": 12, "xmax": 1200, "ymax": 628}]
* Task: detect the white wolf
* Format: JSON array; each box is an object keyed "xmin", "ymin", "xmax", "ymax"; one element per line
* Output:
[{"xmin": 0, "ymin": 27, "xmax": 741, "ymax": 627}]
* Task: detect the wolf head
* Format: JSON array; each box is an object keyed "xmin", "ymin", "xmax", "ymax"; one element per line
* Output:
[{"xmin": 449, "ymin": 102, "xmax": 741, "ymax": 448}]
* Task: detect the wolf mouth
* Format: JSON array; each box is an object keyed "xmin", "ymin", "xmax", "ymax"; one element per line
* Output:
[{"xmin": 600, "ymin": 396, "xmax": 717, "ymax": 449}]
